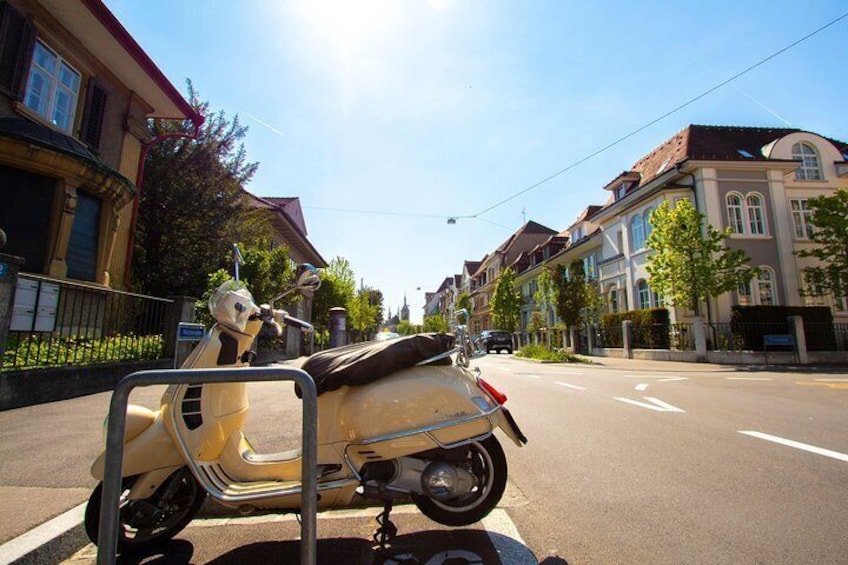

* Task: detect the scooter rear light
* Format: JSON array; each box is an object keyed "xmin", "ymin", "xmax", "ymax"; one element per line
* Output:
[{"xmin": 478, "ymin": 377, "xmax": 507, "ymax": 405}]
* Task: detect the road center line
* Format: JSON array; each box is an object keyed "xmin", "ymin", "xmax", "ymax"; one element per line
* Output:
[
  {"xmin": 635, "ymin": 383, "xmax": 649, "ymax": 392},
  {"xmin": 555, "ymin": 381, "xmax": 586, "ymax": 390},
  {"xmin": 739, "ymin": 431, "xmax": 848, "ymax": 463}
]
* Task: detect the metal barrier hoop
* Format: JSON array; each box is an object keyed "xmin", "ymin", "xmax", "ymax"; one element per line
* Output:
[{"xmin": 97, "ymin": 367, "xmax": 318, "ymax": 565}]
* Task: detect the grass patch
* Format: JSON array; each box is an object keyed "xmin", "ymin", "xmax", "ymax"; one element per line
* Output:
[{"xmin": 514, "ymin": 344, "xmax": 589, "ymax": 363}]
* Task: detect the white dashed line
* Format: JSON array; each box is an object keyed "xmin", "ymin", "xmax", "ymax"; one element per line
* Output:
[
  {"xmin": 554, "ymin": 381, "xmax": 586, "ymax": 391},
  {"xmin": 726, "ymin": 377, "xmax": 772, "ymax": 381},
  {"xmin": 635, "ymin": 383, "xmax": 649, "ymax": 392},
  {"xmin": 739, "ymin": 431, "xmax": 848, "ymax": 463}
]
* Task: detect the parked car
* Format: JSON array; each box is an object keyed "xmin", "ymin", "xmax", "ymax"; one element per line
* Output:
[{"xmin": 480, "ymin": 330, "xmax": 513, "ymax": 354}]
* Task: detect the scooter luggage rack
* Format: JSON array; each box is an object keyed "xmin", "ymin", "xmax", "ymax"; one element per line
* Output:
[{"xmin": 97, "ymin": 367, "xmax": 318, "ymax": 565}]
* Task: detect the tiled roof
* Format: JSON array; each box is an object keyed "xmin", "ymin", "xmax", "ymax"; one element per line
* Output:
[{"xmin": 631, "ymin": 124, "xmax": 848, "ymax": 187}]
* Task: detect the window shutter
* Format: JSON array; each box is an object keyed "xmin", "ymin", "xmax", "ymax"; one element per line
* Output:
[
  {"xmin": 81, "ymin": 80, "xmax": 108, "ymax": 150},
  {"xmin": 0, "ymin": 1, "xmax": 36, "ymax": 99}
]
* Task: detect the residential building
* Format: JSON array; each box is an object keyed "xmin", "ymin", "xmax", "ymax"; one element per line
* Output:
[
  {"xmin": 247, "ymin": 194, "xmax": 327, "ymax": 356},
  {"xmin": 468, "ymin": 220, "xmax": 557, "ymax": 333},
  {"xmin": 0, "ymin": 0, "xmax": 201, "ymax": 289},
  {"xmin": 590, "ymin": 125, "xmax": 848, "ymax": 323}
]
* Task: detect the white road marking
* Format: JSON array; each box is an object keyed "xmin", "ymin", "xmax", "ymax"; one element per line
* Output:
[
  {"xmin": 555, "ymin": 370, "xmax": 585, "ymax": 375},
  {"xmin": 635, "ymin": 383, "xmax": 649, "ymax": 392},
  {"xmin": 481, "ymin": 508, "xmax": 537, "ymax": 564},
  {"xmin": 726, "ymin": 377, "xmax": 772, "ymax": 381},
  {"xmin": 739, "ymin": 431, "xmax": 848, "ymax": 463},
  {"xmin": 815, "ymin": 379, "xmax": 848, "ymax": 382},
  {"xmin": 0, "ymin": 502, "xmax": 86, "ymax": 564},
  {"xmin": 613, "ymin": 396, "xmax": 686, "ymax": 413},
  {"xmin": 623, "ymin": 375, "xmax": 687, "ymax": 383},
  {"xmin": 523, "ymin": 374, "xmax": 541, "ymax": 379},
  {"xmin": 555, "ymin": 381, "xmax": 586, "ymax": 391}
]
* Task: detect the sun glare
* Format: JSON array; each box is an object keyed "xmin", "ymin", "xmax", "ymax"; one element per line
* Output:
[{"xmin": 293, "ymin": 0, "xmax": 400, "ymax": 52}]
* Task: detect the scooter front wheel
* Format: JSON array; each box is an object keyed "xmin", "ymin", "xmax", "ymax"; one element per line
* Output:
[
  {"xmin": 84, "ymin": 467, "xmax": 206, "ymax": 553},
  {"xmin": 412, "ymin": 435, "xmax": 507, "ymax": 527}
]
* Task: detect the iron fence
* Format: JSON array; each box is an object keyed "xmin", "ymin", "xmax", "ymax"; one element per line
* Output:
[
  {"xmin": 630, "ymin": 324, "xmax": 671, "ymax": 349},
  {"xmin": 707, "ymin": 322, "xmax": 791, "ymax": 352},
  {"xmin": 595, "ymin": 325, "xmax": 623, "ymax": 348},
  {"xmin": 669, "ymin": 323, "xmax": 694, "ymax": 351},
  {"xmin": 2, "ymin": 274, "xmax": 173, "ymax": 370}
]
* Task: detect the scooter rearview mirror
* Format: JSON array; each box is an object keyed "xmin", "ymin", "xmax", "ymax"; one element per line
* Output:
[{"xmin": 295, "ymin": 263, "xmax": 321, "ymax": 298}]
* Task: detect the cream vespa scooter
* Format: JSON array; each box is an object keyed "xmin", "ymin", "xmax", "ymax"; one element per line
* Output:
[{"xmin": 84, "ymin": 264, "xmax": 527, "ymax": 552}]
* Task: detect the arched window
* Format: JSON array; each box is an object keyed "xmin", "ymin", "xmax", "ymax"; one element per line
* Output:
[
  {"xmin": 630, "ymin": 214, "xmax": 645, "ymax": 250},
  {"xmin": 792, "ymin": 142, "xmax": 823, "ymax": 181},
  {"xmin": 637, "ymin": 280, "xmax": 650, "ymax": 310},
  {"xmin": 758, "ymin": 267, "xmax": 775, "ymax": 306},
  {"xmin": 726, "ymin": 194, "xmax": 744, "ymax": 233},
  {"xmin": 652, "ymin": 290, "xmax": 665, "ymax": 308},
  {"xmin": 643, "ymin": 207, "xmax": 654, "ymax": 240},
  {"xmin": 746, "ymin": 193, "xmax": 765, "ymax": 235},
  {"xmin": 737, "ymin": 280, "xmax": 752, "ymax": 306}
]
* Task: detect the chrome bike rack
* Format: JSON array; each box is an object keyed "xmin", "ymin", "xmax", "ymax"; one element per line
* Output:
[{"xmin": 97, "ymin": 367, "xmax": 318, "ymax": 565}]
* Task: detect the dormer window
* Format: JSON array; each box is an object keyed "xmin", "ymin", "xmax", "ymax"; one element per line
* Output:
[
  {"xmin": 24, "ymin": 40, "xmax": 81, "ymax": 133},
  {"xmin": 792, "ymin": 142, "xmax": 822, "ymax": 181},
  {"xmin": 616, "ymin": 184, "xmax": 628, "ymax": 201}
]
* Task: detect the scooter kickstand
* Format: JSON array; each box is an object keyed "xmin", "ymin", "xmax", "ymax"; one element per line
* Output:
[{"xmin": 373, "ymin": 499, "xmax": 398, "ymax": 551}]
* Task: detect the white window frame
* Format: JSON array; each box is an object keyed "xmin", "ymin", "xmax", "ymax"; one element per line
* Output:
[
  {"xmin": 643, "ymin": 207, "xmax": 654, "ymax": 240},
  {"xmin": 24, "ymin": 40, "xmax": 81, "ymax": 133},
  {"xmin": 726, "ymin": 193, "xmax": 745, "ymax": 234},
  {"xmin": 637, "ymin": 280, "xmax": 650, "ymax": 310},
  {"xmin": 746, "ymin": 193, "xmax": 766, "ymax": 235},
  {"xmin": 737, "ymin": 266, "xmax": 778, "ymax": 306},
  {"xmin": 630, "ymin": 214, "xmax": 645, "ymax": 251},
  {"xmin": 790, "ymin": 199, "xmax": 814, "ymax": 240},
  {"xmin": 792, "ymin": 142, "xmax": 823, "ymax": 181}
]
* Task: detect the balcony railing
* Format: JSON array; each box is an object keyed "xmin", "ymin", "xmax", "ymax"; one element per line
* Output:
[{"xmin": 2, "ymin": 274, "xmax": 174, "ymax": 370}]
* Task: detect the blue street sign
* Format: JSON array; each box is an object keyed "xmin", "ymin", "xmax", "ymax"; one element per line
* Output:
[
  {"xmin": 0, "ymin": 263, "xmax": 7, "ymax": 279},
  {"xmin": 763, "ymin": 334, "xmax": 793, "ymax": 346},
  {"xmin": 178, "ymin": 323, "xmax": 206, "ymax": 341}
]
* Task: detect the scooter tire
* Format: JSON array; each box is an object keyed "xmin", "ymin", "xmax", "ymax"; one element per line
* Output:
[
  {"xmin": 84, "ymin": 467, "xmax": 206, "ymax": 553},
  {"xmin": 412, "ymin": 435, "xmax": 507, "ymax": 527}
]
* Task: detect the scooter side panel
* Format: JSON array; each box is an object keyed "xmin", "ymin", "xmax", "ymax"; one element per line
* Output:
[
  {"xmin": 336, "ymin": 365, "xmax": 489, "ymax": 442},
  {"xmin": 90, "ymin": 414, "xmax": 184, "ymax": 480}
]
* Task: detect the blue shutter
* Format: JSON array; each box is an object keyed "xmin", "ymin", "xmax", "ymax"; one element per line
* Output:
[{"xmin": 67, "ymin": 192, "xmax": 101, "ymax": 281}]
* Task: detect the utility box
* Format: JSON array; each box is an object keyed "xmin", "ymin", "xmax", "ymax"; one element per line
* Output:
[{"xmin": 10, "ymin": 278, "xmax": 59, "ymax": 332}]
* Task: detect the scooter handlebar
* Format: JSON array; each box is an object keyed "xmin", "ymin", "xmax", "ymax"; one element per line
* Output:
[{"xmin": 273, "ymin": 309, "xmax": 314, "ymax": 333}]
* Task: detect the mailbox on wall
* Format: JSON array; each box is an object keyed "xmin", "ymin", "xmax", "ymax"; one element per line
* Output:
[{"xmin": 10, "ymin": 278, "xmax": 59, "ymax": 332}]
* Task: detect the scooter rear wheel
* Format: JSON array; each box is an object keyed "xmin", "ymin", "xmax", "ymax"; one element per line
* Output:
[
  {"xmin": 412, "ymin": 435, "xmax": 507, "ymax": 527},
  {"xmin": 84, "ymin": 467, "xmax": 206, "ymax": 553}
]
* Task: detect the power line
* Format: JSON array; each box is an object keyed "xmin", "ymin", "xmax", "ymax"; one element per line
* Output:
[
  {"xmin": 303, "ymin": 11, "xmax": 847, "ymax": 224},
  {"xmin": 468, "ymin": 10, "xmax": 848, "ymax": 218}
]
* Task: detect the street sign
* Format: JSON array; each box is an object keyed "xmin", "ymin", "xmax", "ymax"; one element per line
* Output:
[
  {"xmin": 178, "ymin": 323, "xmax": 206, "ymax": 341},
  {"xmin": 764, "ymin": 334, "xmax": 793, "ymax": 346},
  {"xmin": 0, "ymin": 262, "xmax": 7, "ymax": 279}
]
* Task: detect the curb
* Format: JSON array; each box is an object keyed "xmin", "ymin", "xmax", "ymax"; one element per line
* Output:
[{"xmin": 0, "ymin": 504, "xmax": 88, "ymax": 565}]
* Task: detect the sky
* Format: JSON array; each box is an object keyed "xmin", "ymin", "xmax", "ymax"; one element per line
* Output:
[{"xmin": 105, "ymin": 0, "xmax": 848, "ymax": 324}]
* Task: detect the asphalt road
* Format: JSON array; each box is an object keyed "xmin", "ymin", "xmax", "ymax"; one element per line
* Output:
[
  {"xmin": 478, "ymin": 354, "xmax": 848, "ymax": 564},
  {"xmin": 2, "ymin": 355, "xmax": 847, "ymax": 564}
]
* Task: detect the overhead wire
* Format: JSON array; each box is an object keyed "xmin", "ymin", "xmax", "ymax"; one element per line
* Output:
[{"xmin": 303, "ymin": 11, "xmax": 847, "ymax": 223}]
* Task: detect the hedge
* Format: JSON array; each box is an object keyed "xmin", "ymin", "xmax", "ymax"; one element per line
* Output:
[
  {"xmin": 601, "ymin": 308, "xmax": 670, "ymax": 349},
  {"xmin": 730, "ymin": 306, "xmax": 836, "ymax": 351}
]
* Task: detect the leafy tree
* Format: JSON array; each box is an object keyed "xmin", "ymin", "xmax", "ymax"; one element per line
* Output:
[
  {"xmin": 423, "ymin": 314, "xmax": 449, "ymax": 333},
  {"xmin": 348, "ymin": 289, "xmax": 379, "ymax": 341},
  {"xmin": 646, "ymin": 200, "xmax": 755, "ymax": 316},
  {"xmin": 527, "ymin": 310, "xmax": 546, "ymax": 334},
  {"xmin": 133, "ymin": 80, "xmax": 270, "ymax": 298},
  {"xmin": 455, "ymin": 291, "xmax": 472, "ymax": 323},
  {"xmin": 311, "ymin": 257, "xmax": 356, "ymax": 331},
  {"xmin": 396, "ymin": 320, "xmax": 415, "ymax": 336},
  {"xmin": 194, "ymin": 241, "xmax": 292, "ymax": 326},
  {"xmin": 582, "ymin": 278, "xmax": 607, "ymax": 326},
  {"xmin": 491, "ymin": 267, "xmax": 521, "ymax": 332},
  {"xmin": 797, "ymin": 189, "xmax": 848, "ymax": 309}
]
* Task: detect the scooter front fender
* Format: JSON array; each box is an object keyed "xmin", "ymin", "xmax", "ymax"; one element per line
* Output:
[{"xmin": 91, "ymin": 412, "xmax": 184, "ymax": 480}]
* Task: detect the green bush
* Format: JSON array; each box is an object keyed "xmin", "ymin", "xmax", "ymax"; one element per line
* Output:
[
  {"xmin": 514, "ymin": 344, "xmax": 587, "ymax": 363},
  {"xmin": 2, "ymin": 334, "xmax": 164, "ymax": 370}
]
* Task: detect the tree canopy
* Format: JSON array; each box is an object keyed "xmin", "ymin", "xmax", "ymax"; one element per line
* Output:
[
  {"xmin": 491, "ymin": 267, "xmax": 521, "ymax": 332},
  {"xmin": 646, "ymin": 200, "xmax": 755, "ymax": 316},
  {"xmin": 133, "ymin": 80, "xmax": 269, "ymax": 298},
  {"xmin": 797, "ymin": 189, "xmax": 848, "ymax": 309}
]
